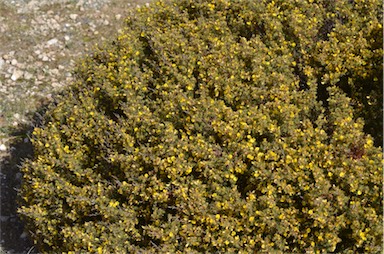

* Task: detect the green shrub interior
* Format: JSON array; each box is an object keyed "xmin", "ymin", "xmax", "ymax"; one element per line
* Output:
[{"xmin": 19, "ymin": 0, "xmax": 382, "ymax": 253}]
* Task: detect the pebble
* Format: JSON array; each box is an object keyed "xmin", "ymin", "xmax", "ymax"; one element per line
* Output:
[
  {"xmin": 51, "ymin": 82, "xmax": 61, "ymax": 88},
  {"xmin": 0, "ymin": 144, "xmax": 6, "ymax": 152},
  {"xmin": 51, "ymin": 68, "xmax": 59, "ymax": 75},
  {"xmin": 26, "ymin": 0, "xmax": 40, "ymax": 11},
  {"xmin": 24, "ymin": 72, "xmax": 33, "ymax": 80},
  {"xmin": 19, "ymin": 231, "xmax": 28, "ymax": 239},
  {"xmin": 70, "ymin": 14, "xmax": 78, "ymax": 20},
  {"xmin": 11, "ymin": 69, "xmax": 24, "ymax": 81},
  {"xmin": 3, "ymin": 51, "xmax": 15, "ymax": 59},
  {"xmin": 47, "ymin": 38, "xmax": 58, "ymax": 46}
]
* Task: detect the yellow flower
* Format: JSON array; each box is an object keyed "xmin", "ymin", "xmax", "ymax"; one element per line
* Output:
[{"xmin": 109, "ymin": 201, "xmax": 119, "ymax": 208}]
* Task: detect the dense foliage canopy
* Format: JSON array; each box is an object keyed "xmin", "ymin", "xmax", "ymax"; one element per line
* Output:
[{"xmin": 19, "ymin": 0, "xmax": 382, "ymax": 253}]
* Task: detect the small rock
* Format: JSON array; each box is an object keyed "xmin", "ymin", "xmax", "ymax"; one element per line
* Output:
[
  {"xmin": 51, "ymin": 69, "xmax": 59, "ymax": 75},
  {"xmin": 3, "ymin": 51, "xmax": 15, "ymax": 59},
  {"xmin": 24, "ymin": 72, "xmax": 33, "ymax": 80},
  {"xmin": 0, "ymin": 144, "xmax": 6, "ymax": 152},
  {"xmin": 11, "ymin": 59, "xmax": 18, "ymax": 65},
  {"xmin": 115, "ymin": 14, "xmax": 121, "ymax": 20},
  {"xmin": 11, "ymin": 69, "xmax": 24, "ymax": 81},
  {"xmin": 47, "ymin": 38, "xmax": 58, "ymax": 46},
  {"xmin": 27, "ymin": 0, "xmax": 39, "ymax": 10},
  {"xmin": 16, "ymin": 62, "xmax": 25, "ymax": 69},
  {"xmin": 20, "ymin": 231, "xmax": 28, "ymax": 239},
  {"xmin": 70, "ymin": 14, "xmax": 78, "ymax": 20},
  {"xmin": 52, "ymin": 82, "xmax": 61, "ymax": 88}
]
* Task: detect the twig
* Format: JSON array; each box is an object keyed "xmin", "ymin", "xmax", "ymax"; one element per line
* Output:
[{"xmin": 27, "ymin": 246, "xmax": 35, "ymax": 254}]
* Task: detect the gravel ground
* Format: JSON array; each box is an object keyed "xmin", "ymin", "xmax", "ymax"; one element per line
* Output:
[{"xmin": 0, "ymin": 0, "xmax": 149, "ymax": 252}]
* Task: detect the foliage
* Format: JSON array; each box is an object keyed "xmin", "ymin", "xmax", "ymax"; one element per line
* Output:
[{"xmin": 19, "ymin": 0, "xmax": 382, "ymax": 253}]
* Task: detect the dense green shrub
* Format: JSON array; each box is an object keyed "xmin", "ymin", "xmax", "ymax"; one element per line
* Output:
[{"xmin": 19, "ymin": 0, "xmax": 382, "ymax": 253}]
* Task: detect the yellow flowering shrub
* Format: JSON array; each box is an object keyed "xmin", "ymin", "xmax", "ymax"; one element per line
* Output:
[{"xmin": 19, "ymin": 0, "xmax": 382, "ymax": 253}]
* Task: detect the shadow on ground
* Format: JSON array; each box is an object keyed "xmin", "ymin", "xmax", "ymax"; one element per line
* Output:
[{"xmin": 0, "ymin": 124, "xmax": 39, "ymax": 254}]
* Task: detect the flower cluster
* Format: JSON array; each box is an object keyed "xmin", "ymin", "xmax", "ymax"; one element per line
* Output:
[{"xmin": 19, "ymin": 0, "xmax": 382, "ymax": 253}]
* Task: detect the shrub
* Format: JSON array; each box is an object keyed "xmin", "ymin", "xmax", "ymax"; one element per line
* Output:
[{"xmin": 19, "ymin": 0, "xmax": 382, "ymax": 253}]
